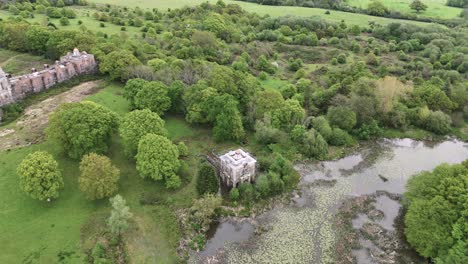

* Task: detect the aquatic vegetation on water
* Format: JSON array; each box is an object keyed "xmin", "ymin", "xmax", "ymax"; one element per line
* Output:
[{"xmin": 205, "ymin": 139, "xmax": 468, "ymax": 263}]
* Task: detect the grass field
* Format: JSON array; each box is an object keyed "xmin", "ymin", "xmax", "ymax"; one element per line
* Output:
[
  {"xmin": 88, "ymin": 0, "xmax": 434, "ymax": 27},
  {"xmin": 0, "ymin": 7, "xmax": 142, "ymax": 36},
  {"xmin": 347, "ymin": 0, "xmax": 463, "ymax": 19},
  {"xmin": 0, "ymin": 82, "xmax": 249, "ymax": 263},
  {"xmin": 0, "ymin": 48, "xmax": 53, "ymax": 75}
]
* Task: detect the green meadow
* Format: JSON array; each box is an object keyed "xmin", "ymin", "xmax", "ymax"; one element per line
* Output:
[
  {"xmin": 0, "ymin": 48, "xmax": 53, "ymax": 75},
  {"xmin": 0, "ymin": 82, "xmax": 252, "ymax": 263},
  {"xmin": 347, "ymin": 0, "xmax": 463, "ymax": 19},
  {"xmin": 88, "ymin": 0, "xmax": 434, "ymax": 27}
]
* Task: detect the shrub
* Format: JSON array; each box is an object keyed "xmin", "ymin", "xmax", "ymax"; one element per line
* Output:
[
  {"xmin": 177, "ymin": 142, "xmax": 189, "ymax": 157},
  {"xmin": 196, "ymin": 163, "xmax": 219, "ymax": 196},
  {"xmin": 329, "ymin": 128, "xmax": 354, "ymax": 146},
  {"xmin": 424, "ymin": 111, "xmax": 452, "ymax": 134},
  {"xmin": 255, "ymin": 174, "xmax": 271, "ymax": 198},
  {"xmin": 356, "ymin": 120, "xmax": 382, "ymax": 140},
  {"xmin": 337, "ymin": 54, "xmax": 346, "ymax": 64},
  {"xmin": 230, "ymin": 188, "xmax": 240, "ymax": 201},
  {"xmin": 327, "ymin": 106, "xmax": 357, "ymax": 131}
]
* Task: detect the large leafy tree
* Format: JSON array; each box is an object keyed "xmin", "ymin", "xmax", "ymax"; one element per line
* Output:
[
  {"xmin": 79, "ymin": 153, "xmax": 120, "ymax": 200},
  {"xmin": 99, "ymin": 50, "xmax": 141, "ymax": 81},
  {"xmin": 213, "ymin": 98, "xmax": 245, "ymax": 142},
  {"xmin": 134, "ymin": 81, "xmax": 171, "ymax": 115},
  {"xmin": 123, "ymin": 78, "xmax": 147, "ymax": 109},
  {"xmin": 136, "ymin": 134, "xmax": 181, "ymax": 189},
  {"xmin": 270, "ymin": 99, "xmax": 305, "ymax": 131},
  {"xmin": 119, "ymin": 109, "xmax": 167, "ymax": 157},
  {"xmin": 17, "ymin": 151, "xmax": 63, "ymax": 201},
  {"xmin": 46, "ymin": 101, "xmax": 118, "ymax": 160},
  {"xmin": 404, "ymin": 162, "xmax": 468, "ymax": 260},
  {"xmin": 196, "ymin": 162, "xmax": 219, "ymax": 196},
  {"xmin": 107, "ymin": 195, "xmax": 132, "ymax": 240}
]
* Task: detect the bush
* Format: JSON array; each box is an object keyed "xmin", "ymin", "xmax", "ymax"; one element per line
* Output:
[
  {"xmin": 230, "ymin": 188, "xmax": 240, "ymax": 201},
  {"xmin": 424, "ymin": 110, "xmax": 452, "ymax": 134},
  {"xmin": 196, "ymin": 163, "xmax": 219, "ymax": 196},
  {"xmin": 337, "ymin": 54, "xmax": 347, "ymax": 64},
  {"xmin": 238, "ymin": 182, "xmax": 255, "ymax": 202},
  {"xmin": 312, "ymin": 116, "xmax": 333, "ymax": 141},
  {"xmin": 327, "ymin": 106, "xmax": 357, "ymax": 131},
  {"xmin": 356, "ymin": 120, "xmax": 382, "ymax": 140},
  {"xmin": 329, "ymin": 128, "xmax": 354, "ymax": 146},
  {"xmin": 177, "ymin": 142, "xmax": 189, "ymax": 157},
  {"xmin": 255, "ymin": 174, "xmax": 271, "ymax": 198}
]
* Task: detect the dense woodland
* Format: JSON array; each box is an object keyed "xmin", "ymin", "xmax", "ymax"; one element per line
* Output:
[{"xmin": 0, "ymin": 0, "xmax": 467, "ymax": 263}]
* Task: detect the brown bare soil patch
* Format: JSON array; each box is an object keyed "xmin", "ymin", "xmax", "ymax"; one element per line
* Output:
[{"xmin": 0, "ymin": 81, "xmax": 102, "ymax": 151}]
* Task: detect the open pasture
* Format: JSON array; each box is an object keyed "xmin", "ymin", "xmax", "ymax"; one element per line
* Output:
[{"xmin": 88, "ymin": 0, "xmax": 434, "ymax": 27}]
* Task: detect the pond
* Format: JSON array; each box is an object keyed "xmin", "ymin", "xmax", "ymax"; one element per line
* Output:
[{"xmin": 198, "ymin": 138, "xmax": 468, "ymax": 263}]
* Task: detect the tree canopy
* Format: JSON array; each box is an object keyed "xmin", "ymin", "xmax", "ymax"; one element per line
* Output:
[
  {"xmin": 79, "ymin": 153, "xmax": 120, "ymax": 200},
  {"xmin": 404, "ymin": 161, "xmax": 468, "ymax": 261},
  {"xmin": 136, "ymin": 134, "xmax": 181, "ymax": 189},
  {"xmin": 46, "ymin": 101, "xmax": 118, "ymax": 160},
  {"xmin": 17, "ymin": 151, "xmax": 63, "ymax": 201},
  {"xmin": 119, "ymin": 109, "xmax": 167, "ymax": 157}
]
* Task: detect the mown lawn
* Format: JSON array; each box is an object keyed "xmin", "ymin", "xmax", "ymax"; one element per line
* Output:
[
  {"xmin": 88, "ymin": 0, "xmax": 434, "ymax": 27},
  {"xmin": 348, "ymin": 0, "xmax": 463, "ymax": 19}
]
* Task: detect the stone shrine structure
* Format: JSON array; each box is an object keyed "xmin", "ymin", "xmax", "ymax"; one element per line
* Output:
[
  {"xmin": 0, "ymin": 48, "xmax": 97, "ymax": 107},
  {"xmin": 217, "ymin": 149, "xmax": 257, "ymax": 187}
]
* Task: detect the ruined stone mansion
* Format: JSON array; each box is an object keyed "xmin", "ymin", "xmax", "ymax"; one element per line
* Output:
[
  {"xmin": 0, "ymin": 48, "xmax": 97, "ymax": 107},
  {"xmin": 207, "ymin": 149, "xmax": 257, "ymax": 187}
]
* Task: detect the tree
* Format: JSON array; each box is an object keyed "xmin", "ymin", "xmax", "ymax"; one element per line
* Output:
[
  {"xmin": 367, "ymin": 0, "xmax": 389, "ymax": 16},
  {"xmin": 301, "ymin": 129, "xmax": 328, "ymax": 159},
  {"xmin": 123, "ymin": 78, "xmax": 147, "ymax": 109},
  {"xmin": 134, "ymin": 81, "xmax": 171, "ymax": 115},
  {"xmin": 425, "ymin": 110, "xmax": 452, "ymax": 134},
  {"xmin": 46, "ymin": 102, "xmax": 118, "ymax": 160},
  {"xmin": 119, "ymin": 109, "xmax": 167, "ymax": 158},
  {"xmin": 190, "ymin": 194, "xmax": 222, "ymax": 228},
  {"xmin": 271, "ymin": 99, "xmax": 305, "ymax": 131},
  {"xmin": 410, "ymin": 0, "xmax": 428, "ymax": 13},
  {"xmin": 136, "ymin": 134, "xmax": 181, "ymax": 189},
  {"xmin": 255, "ymin": 174, "xmax": 271, "ymax": 198},
  {"xmin": 327, "ymin": 106, "xmax": 357, "ymax": 131},
  {"xmin": 213, "ymin": 99, "xmax": 245, "ymax": 142},
  {"xmin": 17, "ymin": 151, "xmax": 63, "ymax": 201},
  {"xmin": 107, "ymin": 195, "xmax": 132, "ymax": 240},
  {"xmin": 404, "ymin": 162, "xmax": 468, "ymax": 260},
  {"xmin": 79, "ymin": 153, "xmax": 120, "ymax": 200},
  {"xmin": 196, "ymin": 163, "xmax": 219, "ymax": 196},
  {"xmin": 254, "ymin": 90, "xmax": 285, "ymax": 120},
  {"xmin": 99, "ymin": 50, "xmax": 141, "ymax": 81}
]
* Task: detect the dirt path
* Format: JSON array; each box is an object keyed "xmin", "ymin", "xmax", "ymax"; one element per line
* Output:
[{"xmin": 0, "ymin": 81, "xmax": 102, "ymax": 151}]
